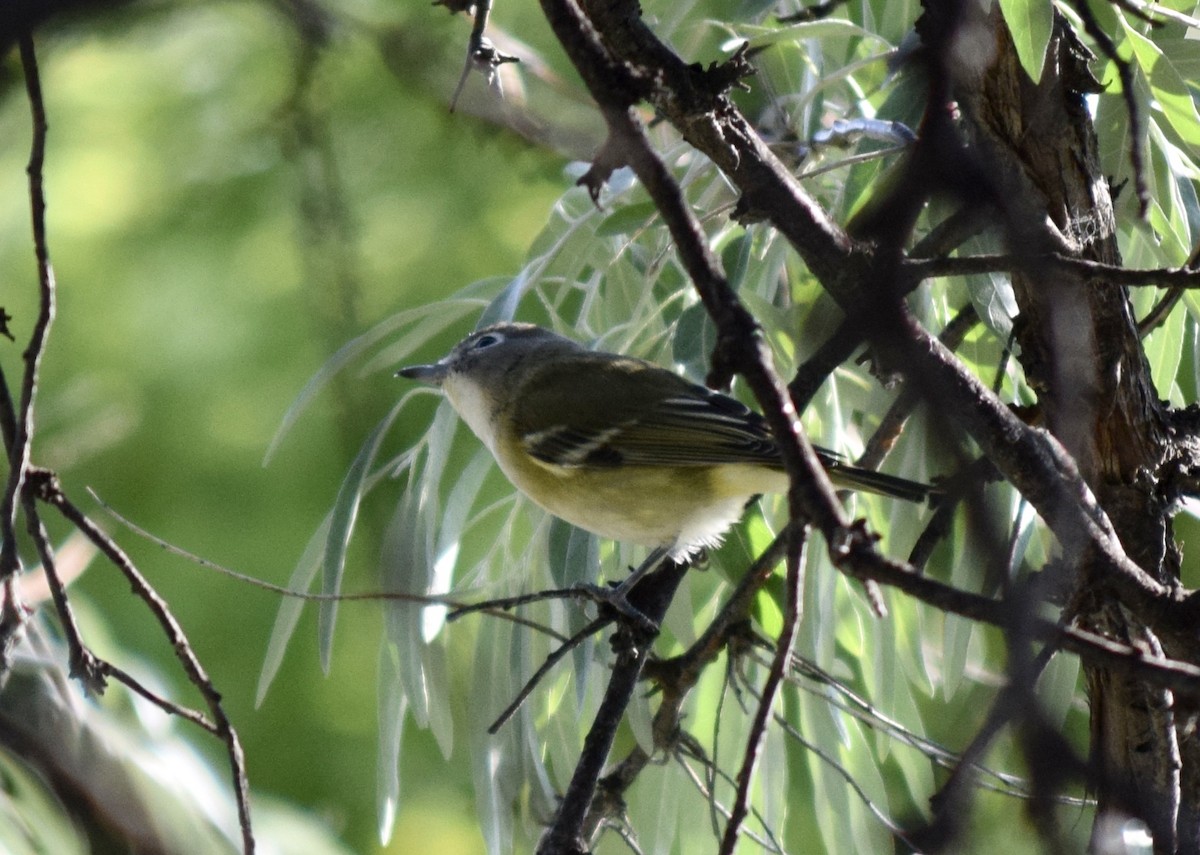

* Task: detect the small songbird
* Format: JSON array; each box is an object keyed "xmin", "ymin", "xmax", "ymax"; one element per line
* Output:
[{"xmin": 398, "ymin": 322, "xmax": 932, "ymax": 619}]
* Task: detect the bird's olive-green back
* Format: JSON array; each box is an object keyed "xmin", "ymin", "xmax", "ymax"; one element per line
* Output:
[{"xmin": 506, "ymin": 353, "xmax": 785, "ymax": 469}]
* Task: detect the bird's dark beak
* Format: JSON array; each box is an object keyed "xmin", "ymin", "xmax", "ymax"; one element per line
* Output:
[{"xmin": 396, "ymin": 362, "xmax": 449, "ymax": 384}]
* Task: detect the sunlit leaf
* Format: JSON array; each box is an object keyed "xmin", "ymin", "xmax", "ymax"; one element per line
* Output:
[
  {"xmin": 734, "ymin": 18, "xmax": 885, "ymax": 50},
  {"xmin": 1120, "ymin": 17, "xmax": 1200, "ymax": 149},
  {"xmin": 375, "ymin": 642, "xmax": 407, "ymax": 845},
  {"xmin": 998, "ymin": 0, "xmax": 1053, "ymax": 83}
]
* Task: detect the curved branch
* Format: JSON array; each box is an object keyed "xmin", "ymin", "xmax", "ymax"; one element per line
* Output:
[{"xmin": 907, "ymin": 252, "xmax": 1200, "ymax": 289}]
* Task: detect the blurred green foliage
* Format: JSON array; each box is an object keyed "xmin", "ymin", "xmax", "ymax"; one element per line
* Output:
[
  {"xmin": 0, "ymin": 2, "xmax": 566, "ymax": 852},
  {"xmin": 3, "ymin": 0, "xmax": 1200, "ymax": 852}
]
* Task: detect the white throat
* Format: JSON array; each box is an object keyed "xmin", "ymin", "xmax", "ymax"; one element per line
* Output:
[{"xmin": 442, "ymin": 373, "xmax": 499, "ymax": 453}]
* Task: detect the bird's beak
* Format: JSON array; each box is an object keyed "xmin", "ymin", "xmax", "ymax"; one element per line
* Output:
[{"xmin": 396, "ymin": 362, "xmax": 449, "ymax": 384}]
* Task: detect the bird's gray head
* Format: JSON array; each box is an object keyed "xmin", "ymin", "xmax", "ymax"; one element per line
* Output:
[{"xmin": 396, "ymin": 322, "xmax": 580, "ymax": 389}]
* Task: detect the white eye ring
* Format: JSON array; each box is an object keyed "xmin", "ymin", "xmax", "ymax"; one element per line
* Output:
[{"xmin": 472, "ymin": 332, "xmax": 504, "ymax": 350}]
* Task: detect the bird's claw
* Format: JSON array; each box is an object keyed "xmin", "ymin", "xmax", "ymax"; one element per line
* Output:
[{"xmin": 574, "ymin": 582, "xmax": 659, "ymax": 636}]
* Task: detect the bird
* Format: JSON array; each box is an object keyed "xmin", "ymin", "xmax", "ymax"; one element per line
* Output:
[{"xmin": 398, "ymin": 322, "xmax": 933, "ymax": 624}]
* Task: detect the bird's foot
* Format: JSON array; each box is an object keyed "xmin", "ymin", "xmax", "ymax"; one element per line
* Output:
[{"xmin": 573, "ymin": 582, "xmax": 659, "ymax": 637}]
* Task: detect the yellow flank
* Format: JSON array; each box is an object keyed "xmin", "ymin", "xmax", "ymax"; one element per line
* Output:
[{"xmin": 502, "ymin": 451, "xmax": 786, "ymax": 554}]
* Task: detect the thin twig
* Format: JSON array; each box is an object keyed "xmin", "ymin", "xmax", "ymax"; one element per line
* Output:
[
  {"xmin": 767, "ymin": 701, "xmax": 917, "ymax": 846},
  {"xmin": 908, "ymin": 204, "xmax": 991, "ymax": 259},
  {"xmin": 488, "ymin": 615, "xmax": 611, "ymax": 733},
  {"xmin": 857, "ymin": 303, "xmax": 978, "ymax": 471},
  {"xmin": 449, "ymin": 0, "xmax": 518, "ymax": 111},
  {"xmin": 718, "ymin": 529, "xmax": 807, "ymax": 853},
  {"xmin": 777, "ymin": 650, "xmax": 1091, "ymax": 805},
  {"xmin": 588, "ymin": 536, "xmax": 789, "ymax": 845},
  {"xmin": 537, "ymin": 558, "xmax": 688, "ymax": 855},
  {"xmin": 21, "ymin": 487, "xmax": 103, "ymax": 693},
  {"xmin": 1, "ymin": 35, "xmax": 56, "ymax": 590},
  {"xmin": 1069, "ymin": 0, "xmax": 1149, "ymax": 217},
  {"xmin": 787, "ymin": 319, "xmax": 864, "ymax": 412},
  {"xmin": 906, "ymin": 252, "xmax": 1200, "ymax": 288},
  {"xmin": 92, "ymin": 487, "xmax": 571, "ymax": 641},
  {"xmin": 451, "ymin": 0, "xmax": 490, "ymax": 110},
  {"xmin": 44, "ymin": 481, "xmax": 256, "ymax": 854},
  {"xmin": 98, "ymin": 658, "xmax": 219, "ymax": 733},
  {"xmin": 776, "ymin": 0, "xmax": 850, "ymax": 24},
  {"xmin": 672, "ymin": 743, "xmax": 787, "ymax": 852},
  {"xmin": 1138, "ymin": 245, "xmax": 1199, "ymax": 336},
  {"xmin": 1137, "ymin": 287, "xmax": 1184, "ymax": 336}
]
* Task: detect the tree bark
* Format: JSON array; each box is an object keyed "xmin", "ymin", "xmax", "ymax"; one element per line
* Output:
[{"xmin": 954, "ymin": 9, "xmax": 1189, "ymax": 851}]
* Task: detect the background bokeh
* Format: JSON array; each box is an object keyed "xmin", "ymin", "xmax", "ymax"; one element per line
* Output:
[
  {"xmin": 0, "ymin": 3, "xmax": 571, "ymax": 851},
  {"xmin": 5, "ymin": 2, "xmax": 1199, "ymax": 853}
]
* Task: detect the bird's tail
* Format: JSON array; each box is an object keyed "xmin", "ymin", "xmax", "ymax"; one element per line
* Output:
[{"xmin": 826, "ymin": 462, "xmax": 938, "ymax": 504}]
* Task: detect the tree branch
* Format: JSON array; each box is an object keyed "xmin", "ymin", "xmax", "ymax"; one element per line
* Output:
[
  {"xmin": 1, "ymin": 34, "xmax": 55, "ymax": 639},
  {"xmin": 907, "ymin": 252, "xmax": 1200, "ymax": 289},
  {"xmin": 40, "ymin": 476, "xmax": 257, "ymax": 854},
  {"xmin": 718, "ymin": 528, "xmax": 806, "ymax": 853}
]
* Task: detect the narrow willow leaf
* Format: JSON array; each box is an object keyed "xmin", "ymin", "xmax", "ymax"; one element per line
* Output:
[
  {"xmin": 478, "ymin": 270, "xmax": 532, "ymax": 329},
  {"xmin": 421, "ymin": 638, "xmax": 454, "ymax": 758},
  {"xmin": 256, "ymin": 515, "xmax": 332, "ymax": 707},
  {"xmin": 266, "ymin": 302, "xmax": 474, "ymax": 465},
  {"xmin": 423, "ymin": 451, "xmax": 494, "ymax": 641},
  {"xmin": 546, "ymin": 517, "xmax": 597, "ymax": 589},
  {"xmin": 672, "ymin": 301, "xmax": 719, "ymax": 381},
  {"xmin": 377, "ymin": 473, "xmax": 440, "ymax": 735},
  {"xmin": 376, "ymin": 641, "xmax": 407, "ymax": 845},
  {"xmin": 1121, "ymin": 18, "xmax": 1200, "ymax": 148},
  {"xmin": 471, "ymin": 619, "xmax": 517, "ymax": 855},
  {"xmin": 0, "ymin": 747, "xmax": 88, "ymax": 855},
  {"xmin": 998, "ymin": 0, "xmax": 1053, "ymax": 83},
  {"xmin": 941, "ymin": 513, "xmax": 978, "ymax": 700},
  {"xmin": 1037, "ymin": 650, "xmax": 1082, "ymax": 729},
  {"xmin": 800, "ymin": 688, "xmax": 857, "ymax": 853},
  {"xmin": 941, "ymin": 613, "xmax": 972, "ymax": 702},
  {"xmin": 735, "ymin": 18, "xmax": 881, "ymax": 50},
  {"xmin": 1145, "ymin": 302, "xmax": 1186, "ymax": 404},
  {"xmin": 357, "ymin": 297, "xmax": 490, "ymax": 377},
  {"xmin": 888, "ymin": 679, "xmax": 936, "ymax": 817},
  {"xmin": 318, "ymin": 399, "xmax": 407, "ymax": 673},
  {"xmin": 643, "ymin": 763, "xmax": 682, "ymax": 855},
  {"xmin": 595, "ymin": 200, "xmax": 660, "ymax": 236},
  {"xmin": 417, "ymin": 400, "xmax": 460, "ymax": 531},
  {"xmin": 627, "ymin": 679, "xmax": 655, "ymax": 753}
]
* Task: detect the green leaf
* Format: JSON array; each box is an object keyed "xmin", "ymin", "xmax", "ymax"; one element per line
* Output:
[
  {"xmin": 736, "ymin": 18, "xmax": 884, "ymax": 50},
  {"xmin": 375, "ymin": 642, "xmax": 407, "ymax": 845},
  {"xmin": 1121, "ymin": 19, "xmax": 1200, "ymax": 149},
  {"xmin": 595, "ymin": 200, "xmax": 660, "ymax": 236},
  {"xmin": 265, "ymin": 300, "xmax": 480, "ymax": 465},
  {"xmin": 1037, "ymin": 650, "xmax": 1082, "ymax": 729},
  {"xmin": 257, "ymin": 515, "xmax": 331, "ymax": 706},
  {"xmin": 1144, "ymin": 292, "xmax": 1186, "ymax": 401},
  {"xmin": 672, "ymin": 302, "xmax": 719, "ymax": 382},
  {"xmin": 0, "ymin": 747, "xmax": 87, "ymax": 855},
  {"xmin": 318, "ymin": 398, "xmax": 407, "ymax": 672},
  {"xmin": 424, "ymin": 450, "xmax": 495, "ymax": 640},
  {"xmin": 998, "ymin": 0, "xmax": 1053, "ymax": 82}
]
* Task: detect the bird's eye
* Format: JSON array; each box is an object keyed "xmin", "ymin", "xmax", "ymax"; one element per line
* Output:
[{"xmin": 472, "ymin": 332, "xmax": 503, "ymax": 350}]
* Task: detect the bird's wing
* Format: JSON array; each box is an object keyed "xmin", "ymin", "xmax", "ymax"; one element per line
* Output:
[
  {"xmin": 508, "ymin": 352, "xmax": 935, "ymax": 502},
  {"xmin": 512, "ymin": 355, "xmax": 788, "ymax": 469}
]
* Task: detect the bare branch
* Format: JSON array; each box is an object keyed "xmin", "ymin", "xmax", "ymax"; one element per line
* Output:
[
  {"xmin": 40, "ymin": 476, "xmax": 257, "ymax": 855},
  {"xmin": 906, "ymin": 252, "xmax": 1200, "ymax": 289},
  {"xmin": 718, "ymin": 529, "xmax": 806, "ymax": 853},
  {"xmin": 537, "ymin": 558, "xmax": 688, "ymax": 855},
  {"xmin": 0, "ymin": 35, "xmax": 56, "ymax": 595}
]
